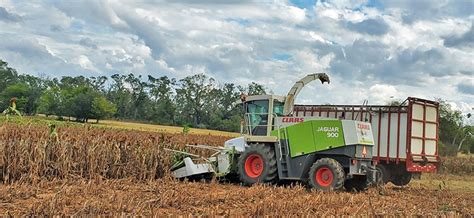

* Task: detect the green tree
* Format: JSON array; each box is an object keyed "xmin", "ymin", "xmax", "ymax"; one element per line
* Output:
[
  {"xmin": 248, "ymin": 82, "xmax": 266, "ymax": 95},
  {"xmin": 0, "ymin": 60, "xmax": 18, "ymax": 94},
  {"xmin": 92, "ymin": 96, "xmax": 117, "ymax": 123},
  {"xmin": 148, "ymin": 75, "xmax": 176, "ymax": 125},
  {"xmin": 0, "ymin": 83, "xmax": 31, "ymax": 114},
  {"xmin": 37, "ymin": 86, "xmax": 63, "ymax": 117},
  {"xmin": 108, "ymin": 74, "xmax": 133, "ymax": 118},
  {"xmin": 175, "ymin": 74, "xmax": 216, "ymax": 127},
  {"xmin": 65, "ymin": 86, "xmax": 98, "ymax": 122},
  {"xmin": 437, "ymin": 99, "xmax": 473, "ymax": 155}
]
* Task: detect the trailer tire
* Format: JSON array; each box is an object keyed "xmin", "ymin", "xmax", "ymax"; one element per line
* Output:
[
  {"xmin": 308, "ymin": 158, "xmax": 345, "ymax": 191},
  {"xmin": 375, "ymin": 164, "xmax": 390, "ymax": 185},
  {"xmin": 344, "ymin": 176, "xmax": 369, "ymax": 192},
  {"xmin": 238, "ymin": 143, "xmax": 277, "ymax": 185},
  {"xmin": 391, "ymin": 173, "xmax": 412, "ymax": 186}
]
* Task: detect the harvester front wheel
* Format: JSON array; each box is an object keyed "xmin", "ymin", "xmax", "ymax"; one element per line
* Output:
[
  {"xmin": 308, "ymin": 158, "xmax": 345, "ymax": 191},
  {"xmin": 238, "ymin": 143, "xmax": 277, "ymax": 185}
]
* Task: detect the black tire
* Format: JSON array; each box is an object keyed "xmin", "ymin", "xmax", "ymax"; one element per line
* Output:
[
  {"xmin": 238, "ymin": 143, "xmax": 277, "ymax": 185},
  {"xmin": 344, "ymin": 176, "xmax": 369, "ymax": 192},
  {"xmin": 391, "ymin": 173, "xmax": 412, "ymax": 186},
  {"xmin": 308, "ymin": 158, "xmax": 345, "ymax": 191},
  {"xmin": 375, "ymin": 164, "xmax": 390, "ymax": 185}
]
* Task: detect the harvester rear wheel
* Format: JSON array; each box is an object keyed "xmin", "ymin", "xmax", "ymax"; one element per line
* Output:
[
  {"xmin": 308, "ymin": 158, "xmax": 345, "ymax": 191},
  {"xmin": 238, "ymin": 143, "xmax": 277, "ymax": 185}
]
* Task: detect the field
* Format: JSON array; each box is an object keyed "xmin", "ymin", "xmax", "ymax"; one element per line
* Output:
[
  {"xmin": 0, "ymin": 117, "xmax": 473, "ymax": 216},
  {"xmin": 34, "ymin": 115, "xmax": 240, "ymax": 137}
]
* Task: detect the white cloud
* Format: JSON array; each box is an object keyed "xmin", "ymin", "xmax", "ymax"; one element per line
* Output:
[
  {"xmin": 76, "ymin": 55, "xmax": 99, "ymax": 72},
  {"xmin": 0, "ymin": 0, "xmax": 472, "ymax": 111}
]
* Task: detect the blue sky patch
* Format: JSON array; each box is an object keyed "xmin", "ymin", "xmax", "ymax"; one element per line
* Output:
[
  {"xmin": 272, "ymin": 53, "xmax": 291, "ymax": 61},
  {"xmin": 290, "ymin": 0, "xmax": 317, "ymax": 9}
]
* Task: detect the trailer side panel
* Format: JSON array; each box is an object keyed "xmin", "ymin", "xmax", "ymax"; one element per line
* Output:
[{"xmin": 293, "ymin": 97, "xmax": 440, "ymax": 173}]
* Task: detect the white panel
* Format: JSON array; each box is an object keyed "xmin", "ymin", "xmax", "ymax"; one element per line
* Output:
[
  {"xmin": 345, "ymin": 112, "xmax": 354, "ymax": 120},
  {"xmin": 412, "ymin": 121, "xmax": 423, "ymax": 137},
  {"xmin": 399, "ymin": 114, "xmax": 408, "ymax": 158},
  {"xmin": 388, "ymin": 113, "xmax": 399, "ymax": 158},
  {"xmin": 425, "ymin": 123, "xmax": 437, "ymax": 139},
  {"xmin": 426, "ymin": 106, "xmax": 437, "ymax": 122},
  {"xmin": 425, "ymin": 140, "xmax": 436, "ymax": 155},
  {"xmin": 328, "ymin": 112, "xmax": 336, "ymax": 118},
  {"xmin": 411, "ymin": 138, "xmax": 423, "ymax": 154},
  {"xmin": 371, "ymin": 114, "xmax": 379, "ymax": 156},
  {"xmin": 378, "ymin": 113, "xmax": 389, "ymax": 158},
  {"xmin": 412, "ymin": 104, "xmax": 424, "ymax": 120}
]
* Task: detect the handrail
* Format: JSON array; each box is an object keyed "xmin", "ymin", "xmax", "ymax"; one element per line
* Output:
[{"xmin": 243, "ymin": 112, "xmax": 281, "ymax": 136}]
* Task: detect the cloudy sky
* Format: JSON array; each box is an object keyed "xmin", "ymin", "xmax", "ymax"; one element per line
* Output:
[{"xmin": 0, "ymin": 0, "xmax": 473, "ymax": 115}]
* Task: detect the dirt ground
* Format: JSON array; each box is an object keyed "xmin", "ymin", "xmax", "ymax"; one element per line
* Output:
[{"xmin": 0, "ymin": 175, "xmax": 472, "ymax": 216}]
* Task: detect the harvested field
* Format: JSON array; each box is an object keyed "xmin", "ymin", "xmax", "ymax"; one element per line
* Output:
[
  {"xmin": 0, "ymin": 179, "xmax": 472, "ymax": 216},
  {"xmin": 0, "ymin": 120, "xmax": 473, "ymax": 216}
]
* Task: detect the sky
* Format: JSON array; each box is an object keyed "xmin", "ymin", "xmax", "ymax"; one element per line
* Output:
[{"xmin": 0, "ymin": 0, "xmax": 473, "ymax": 117}]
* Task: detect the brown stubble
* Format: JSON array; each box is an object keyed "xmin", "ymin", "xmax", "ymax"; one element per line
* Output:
[{"xmin": 0, "ymin": 123, "xmax": 472, "ymax": 216}]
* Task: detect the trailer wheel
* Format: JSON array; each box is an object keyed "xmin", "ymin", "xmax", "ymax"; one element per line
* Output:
[
  {"xmin": 308, "ymin": 158, "xmax": 345, "ymax": 191},
  {"xmin": 238, "ymin": 143, "xmax": 277, "ymax": 185},
  {"xmin": 375, "ymin": 164, "xmax": 390, "ymax": 185},
  {"xmin": 344, "ymin": 176, "xmax": 369, "ymax": 192},
  {"xmin": 391, "ymin": 173, "xmax": 412, "ymax": 186}
]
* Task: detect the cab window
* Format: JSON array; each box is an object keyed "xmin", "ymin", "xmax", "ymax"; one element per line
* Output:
[
  {"xmin": 245, "ymin": 100, "xmax": 269, "ymax": 135},
  {"xmin": 273, "ymin": 101, "xmax": 284, "ymax": 116}
]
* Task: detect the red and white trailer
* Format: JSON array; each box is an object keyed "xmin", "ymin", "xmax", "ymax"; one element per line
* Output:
[{"xmin": 293, "ymin": 97, "xmax": 440, "ymax": 185}]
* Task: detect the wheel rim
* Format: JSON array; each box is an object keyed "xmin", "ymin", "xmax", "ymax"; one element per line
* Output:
[
  {"xmin": 315, "ymin": 167, "xmax": 334, "ymax": 187},
  {"xmin": 244, "ymin": 154, "xmax": 264, "ymax": 178}
]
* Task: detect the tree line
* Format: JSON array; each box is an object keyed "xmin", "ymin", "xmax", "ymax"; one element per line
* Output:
[
  {"xmin": 0, "ymin": 59, "xmax": 472, "ymax": 154},
  {"xmin": 0, "ymin": 59, "xmax": 266, "ymax": 132}
]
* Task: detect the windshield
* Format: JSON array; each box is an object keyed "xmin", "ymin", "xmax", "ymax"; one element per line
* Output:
[{"xmin": 246, "ymin": 100, "xmax": 269, "ymax": 135}]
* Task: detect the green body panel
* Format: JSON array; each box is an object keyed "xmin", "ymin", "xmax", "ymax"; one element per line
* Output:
[
  {"xmin": 271, "ymin": 120, "xmax": 346, "ymax": 157},
  {"xmin": 286, "ymin": 121, "xmax": 316, "ymax": 157}
]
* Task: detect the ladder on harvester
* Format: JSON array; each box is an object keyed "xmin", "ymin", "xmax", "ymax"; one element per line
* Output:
[{"xmin": 277, "ymin": 127, "xmax": 291, "ymax": 178}]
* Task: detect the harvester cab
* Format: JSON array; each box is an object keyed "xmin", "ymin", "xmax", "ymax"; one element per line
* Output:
[{"xmin": 168, "ymin": 73, "xmax": 377, "ymax": 191}]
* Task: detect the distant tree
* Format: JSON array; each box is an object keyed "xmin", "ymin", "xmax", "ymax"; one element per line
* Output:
[
  {"xmin": 208, "ymin": 83, "xmax": 242, "ymax": 132},
  {"xmin": 0, "ymin": 60, "xmax": 19, "ymax": 93},
  {"xmin": 108, "ymin": 74, "xmax": 133, "ymax": 118},
  {"xmin": 436, "ymin": 99, "xmax": 473, "ymax": 155},
  {"xmin": 92, "ymin": 96, "xmax": 117, "ymax": 123},
  {"xmin": 247, "ymin": 82, "xmax": 266, "ymax": 95},
  {"xmin": 0, "ymin": 83, "xmax": 40, "ymax": 115},
  {"xmin": 65, "ymin": 86, "xmax": 98, "ymax": 122},
  {"xmin": 124, "ymin": 74, "xmax": 149, "ymax": 119},
  {"xmin": 148, "ymin": 75, "xmax": 176, "ymax": 124},
  {"xmin": 37, "ymin": 87, "xmax": 62, "ymax": 117},
  {"xmin": 175, "ymin": 74, "xmax": 215, "ymax": 127},
  {"xmin": 90, "ymin": 76, "xmax": 108, "ymax": 92}
]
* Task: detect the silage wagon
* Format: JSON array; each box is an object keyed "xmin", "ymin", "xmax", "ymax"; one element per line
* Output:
[{"xmin": 293, "ymin": 97, "xmax": 440, "ymax": 185}]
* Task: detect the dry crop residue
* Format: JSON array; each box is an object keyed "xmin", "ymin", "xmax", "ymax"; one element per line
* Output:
[
  {"xmin": 0, "ymin": 122, "xmax": 472, "ymax": 216},
  {"xmin": 0, "ymin": 179, "xmax": 472, "ymax": 216},
  {"xmin": 0, "ymin": 123, "xmax": 228, "ymax": 183}
]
